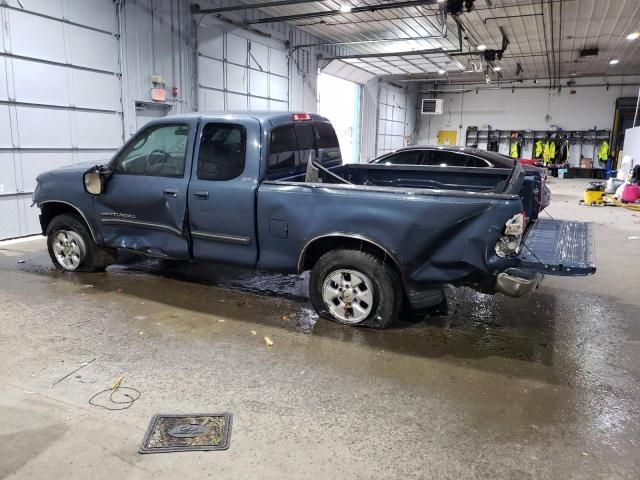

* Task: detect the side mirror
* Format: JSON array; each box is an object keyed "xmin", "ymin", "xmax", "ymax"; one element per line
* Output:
[{"xmin": 83, "ymin": 167, "xmax": 108, "ymax": 195}]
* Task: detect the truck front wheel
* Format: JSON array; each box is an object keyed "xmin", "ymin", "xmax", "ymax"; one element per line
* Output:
[
  {"xmin": 46, "ymin": 214, "xmax": 115, "ymax": 272},
  {"xmin": 309, "ymin": 249, "xmax": 401, "ymax": 329}
]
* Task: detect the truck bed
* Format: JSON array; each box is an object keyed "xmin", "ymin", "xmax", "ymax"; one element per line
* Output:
[{"xmin": 278, "ymin": 163, "xmax": 520, "ymax": 195}]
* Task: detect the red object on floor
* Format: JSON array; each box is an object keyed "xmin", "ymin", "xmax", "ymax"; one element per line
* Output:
[{"xmin": 621, "ymin": 184, "xmax": 640, "ymax": 203}]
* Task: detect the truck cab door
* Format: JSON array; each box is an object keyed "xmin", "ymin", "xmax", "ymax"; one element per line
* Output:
[
  {"xmin": 187, "ymin": 118, "xmax": 260, "ymax": 267},
  {"xmin": 94, "ymin": 120, "xmax": 196, "ymax": 259}
]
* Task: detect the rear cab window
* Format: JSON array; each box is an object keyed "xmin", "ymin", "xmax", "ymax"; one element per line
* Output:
[{"xmin": 267, "ymin": 120, "xmax": 341, "ymax": 177}]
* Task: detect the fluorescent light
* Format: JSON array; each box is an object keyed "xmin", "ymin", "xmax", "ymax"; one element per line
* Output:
[
  {"xmin": 494, "ymin": 66, "xmax": 502, "ymax": 71},
  {"xmin": 609, "ymin": 59, "xmax": 619, "ymax": 65},
  {"xmin": 437, "ymin": 0, "xmax": 446, "ymax": 3},
  {"xmin": 627, "ymin": 32, "xmax": 640, "ymax": 40},
  {"xmin": 477, "ymin": 44, "xmax": 487, "ymax": 51},
  {"xmin": 339, "ymin": 4, "xmax": 352, "ymax": 13},
  {"xmin": 438, "ymin": 69, "xmax": 445, "ymax": 74}
]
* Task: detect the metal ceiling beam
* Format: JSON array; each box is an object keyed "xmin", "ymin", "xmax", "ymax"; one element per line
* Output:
[
  {"xmin": 245, "ymin": 0, "xmax": 440, "ymax": 25},
  {"xmin": 191, "ymin": 0, "xmax": 328, "ymax": 15},
  {"xmin": 319, "ymin": 19, "xmax": 463, "ymax": 61}
]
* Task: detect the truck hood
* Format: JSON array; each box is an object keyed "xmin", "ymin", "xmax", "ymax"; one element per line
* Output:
[{"xmin": 35, "ymin": 160, "xmax": 109, "ymax": 183}]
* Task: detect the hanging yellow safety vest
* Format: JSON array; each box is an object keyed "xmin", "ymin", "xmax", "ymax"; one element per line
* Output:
[
  {"xmin": 598, "ymin": 141, "xmax": 609, "ymax": 161},
  {"xmin": 543, "ymin": 142, "xmax": 551, "ymax": 164},
  {"xmin": 535, "ymin": 140, "xmax": 543, "ymax": 158},
  {"xmin": 510, "ymin": 143, "xmax": 519, "ymax": 159},
  {"xmin": 549, "ymin": 141, "xmax": 556, "ymax": 161}
]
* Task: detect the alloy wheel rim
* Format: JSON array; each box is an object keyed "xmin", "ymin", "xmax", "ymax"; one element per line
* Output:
[
  {"xmin": 52, "ymin": 229, "xmax": 86, "ymax": 271},
  {"xmin": 322, "ymin": 269, "xmax": 374, "ymax": 323}
]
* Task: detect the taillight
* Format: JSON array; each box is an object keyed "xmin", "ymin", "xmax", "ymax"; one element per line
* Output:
[
  {"xmin": 495, "ymin": 212, "xmax": 525, "ymax": 258},
  {"xmin": 291, "ymin": 113, "xmax": 311, "ymax": 121}
]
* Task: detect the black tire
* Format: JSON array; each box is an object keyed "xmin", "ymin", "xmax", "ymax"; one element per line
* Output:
[
  {"xmin": 309, "ymin": 249, "xmax": 402, "ymax": 329},
  {"xmin": 46, "ymin": 214, "xmax": 115, "ymax": 272}
]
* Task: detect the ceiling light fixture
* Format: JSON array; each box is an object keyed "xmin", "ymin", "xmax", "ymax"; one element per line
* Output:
[
  {"xmin": 438, "ymin": 69, "xmax": 446, "ymax": 74},
  {"xmin": 477, "ymin": 44, "xmax": 487, "ymax": 51},
  {"xmin": 609, "ymin": 59, "xmax": 619, "ymax": 65},
  {"xmin": 494, "ymin": 66, "xmax": 502, "ymax": 71},
  {"xmin": 339, "ymin": 4, "xmax": 352, "ymax": 13},
  {"xmin": 437, "ymin": 0, "xmax": 446, "ymax": 3},
  {"xmin": 627, "ymin": 32, "xmax": 640, "ymax": 40}
]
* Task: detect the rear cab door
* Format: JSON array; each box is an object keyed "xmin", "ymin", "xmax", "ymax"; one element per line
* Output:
[{"xmin": 187, "ymin": 116, "xmax": 260, "ymax": 267}]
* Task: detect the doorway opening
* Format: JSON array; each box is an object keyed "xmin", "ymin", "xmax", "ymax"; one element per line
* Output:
[{"xmin": 317, "ymin": 73, "xmax": 361, "ymax": 163}]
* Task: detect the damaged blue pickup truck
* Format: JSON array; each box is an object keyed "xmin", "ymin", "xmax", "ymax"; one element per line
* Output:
[{"xmin": 33, "ymin": 112, "xmax": 595, "ymax": 328}]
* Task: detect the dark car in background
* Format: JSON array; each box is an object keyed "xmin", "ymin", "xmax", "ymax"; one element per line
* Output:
[{"xmin": 371, "ymin": 145, "xmax": 550, "ymax": 215}]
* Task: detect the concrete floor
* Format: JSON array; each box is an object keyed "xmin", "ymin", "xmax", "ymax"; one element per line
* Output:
[{"xmin": 1, "ymin": 178, "xmax": 639, "ymax": 479}]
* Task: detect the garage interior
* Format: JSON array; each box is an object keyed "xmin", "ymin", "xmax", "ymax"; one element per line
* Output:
[{"xmin": 1, "ymin": 0, "xmax": 640, "ymax": 478}]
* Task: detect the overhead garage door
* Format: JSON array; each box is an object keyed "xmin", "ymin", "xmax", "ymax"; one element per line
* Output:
[
  {"xmin": 0, "ymin": 0, "xmax": 123, "ymax": 239},
  {"xmin": 197, "ymin": 23, "xmax": 289, "ymax": 112},
  {"xmin": 376, "ymin": 85, "xmax": 410, "ymax": 157}
]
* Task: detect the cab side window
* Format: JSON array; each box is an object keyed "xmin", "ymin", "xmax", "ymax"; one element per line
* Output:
[
  {"xmin": 197, "ymin": 123, "xmax": 246, "ymax": 181},
  {"xmin": 268, "ymin": 125, "xmax": 298, "ymax": 173},
  {"xmin": 115, "ymin": 124, "xmax": 188, "ymax": 178}
]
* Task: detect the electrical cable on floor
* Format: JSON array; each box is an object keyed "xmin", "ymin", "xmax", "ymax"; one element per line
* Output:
[{"xmin": 88, "ymin": 375, "xmax": 141, "ymax": 411}]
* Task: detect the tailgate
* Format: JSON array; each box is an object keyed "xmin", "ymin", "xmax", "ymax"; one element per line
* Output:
[{"xmin": 519, "ymin": 219, "xmax": 596, "ymax": 275}]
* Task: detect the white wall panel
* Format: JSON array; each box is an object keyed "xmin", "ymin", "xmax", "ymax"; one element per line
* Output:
[
  {"xmin": 249, "ymin": 42, "xmax": 269, "ymax": 70},
  {"xmin": 227, "ymin": 93, "xmax": 248, "ymax": 111},
  {"xmin": 198, "ymin": 27, "xmax": 224, "ymax": 59},
  {"xmin": 227, "ymin": 64, "xmax": 248, "ymax": 94},
  {"xmin": 7, "ymin": 9, "xmax": 66, "ymax": 62},
  {"xmin": 226, "ymin": 34, "xmax": 247, "ymax": 65},
  {"xmin": 17, "ymin": 152, "xmax": 73, "ymax": 192},
  {"xmin": 67, "ymin": 26, "xmax": 119, "ymax": 72},
  {"xmin": 198, "ymin": 57, "xmax": 224, "ymax": 90},
  {"xmin": 250, "ymin": 70, "xmax": 269, "ymax": 98},
  {"xmin": 270, "ymin": 75, "xmax": 288, "ymax": 101},
  {"xmin": 0, "ymin": 58, "xmax": 7, "ymax": 100},
  {"xmin": 5, "ymin": 0, "xmax": 63, "ymax": 17},
  {"xmin": 64, "ymin": 0, "xmax": 116, "ymax": 32},
  {"xmin": 269, "ymin": 100, "xmax": 288, "ymax": 111},
  {"xmin": 0, "ymin": 153, "xmax": 18, "ymax": 194},
  {"xmin": 73, "ymin": 112, "xmax": 122, "ymax": 149},
  {"xmin": 71, "ymin": 70, "xmax": 120, "ymax": 110},
  {"xmin": 15, "ymin": 107, "xmax": 72, "ymax": 148},
  {"xmin": 0, "ymin": 197, "xmax": 21, "ymax": 239},
  {"xmin": 250, "ymin": 97, "xmax": 269, "ymax": 110},
  {"xmin": 12, "ymin": 59, "xmax": 69, "ymax": 106},
  {"xmin": 0, "ymin": 106, "xmax": 14, "ymax": 147},
  {"xmin": 199, "ymin": 89, "xmax": 224, "ymax": 111},
  {"xmin": 269, "ymin": 49, "xmax": 288, "ymax": 77},
  {"xmin": 20, "ymin": 196, "xmax": 40, "ymax": 235}
]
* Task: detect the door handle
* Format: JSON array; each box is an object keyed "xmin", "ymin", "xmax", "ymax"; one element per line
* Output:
[
  {"xmin": 193, "ymin": 191, "xmax": 209, "ymax": 200},
  {"xmin": 162, "ymin": 187, "xmax": 178, "ymax": 197}
]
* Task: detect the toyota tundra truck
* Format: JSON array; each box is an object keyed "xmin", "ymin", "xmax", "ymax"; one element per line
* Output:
[{"xmin": 32, "ymin": 112, "xmax": 595, "ymax": 328}]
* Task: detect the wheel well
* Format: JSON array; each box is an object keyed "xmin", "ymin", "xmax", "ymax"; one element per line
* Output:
[
  {"xmin": 299, "ymin": 236, "xmax": 404, "ymax": 280},
  {"xmin": 39, "ymin": 202, "xmax": 95, "ymax": 240}
]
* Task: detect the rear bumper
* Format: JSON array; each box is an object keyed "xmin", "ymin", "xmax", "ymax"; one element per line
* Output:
[{"xmin": 495, "ymin": 268, "xmax": 543, "ymax": 297}]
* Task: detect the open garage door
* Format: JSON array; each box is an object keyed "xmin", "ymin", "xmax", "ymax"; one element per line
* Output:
[
  {"xmin": 376, "ymin": 84, "xmax": 414, "ymax": 157},
  {"xmin": 0, "ymin": 0, "xmax": 124, "ymax": 239},
  {"xmin": 196, "ymin": 21, "xmax": 289, "ymax": 111}
]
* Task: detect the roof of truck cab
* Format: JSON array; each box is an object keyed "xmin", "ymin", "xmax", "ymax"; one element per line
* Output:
[{"xmin": 157, "ymin": 111, "xmax": 330, "ymax": 126}]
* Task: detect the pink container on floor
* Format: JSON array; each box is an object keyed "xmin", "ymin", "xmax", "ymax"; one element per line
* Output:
[{"xmin": 621, "ymin": 184, "xmax": 640, "ymax": 203}]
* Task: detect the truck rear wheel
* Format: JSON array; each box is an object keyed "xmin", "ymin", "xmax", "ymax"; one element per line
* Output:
[
  {"xmin": 46, "ymin": 214, "xmax": 115, "ymax": 272},
  {"xmin": 309, "ymin": 249, "xmax": 401, "ymax": 329}
]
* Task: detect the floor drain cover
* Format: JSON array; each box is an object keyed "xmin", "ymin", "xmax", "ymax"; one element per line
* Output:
[{"xmin": 139, "ymin": 413, "xmax": 232, "ymax": 454}]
